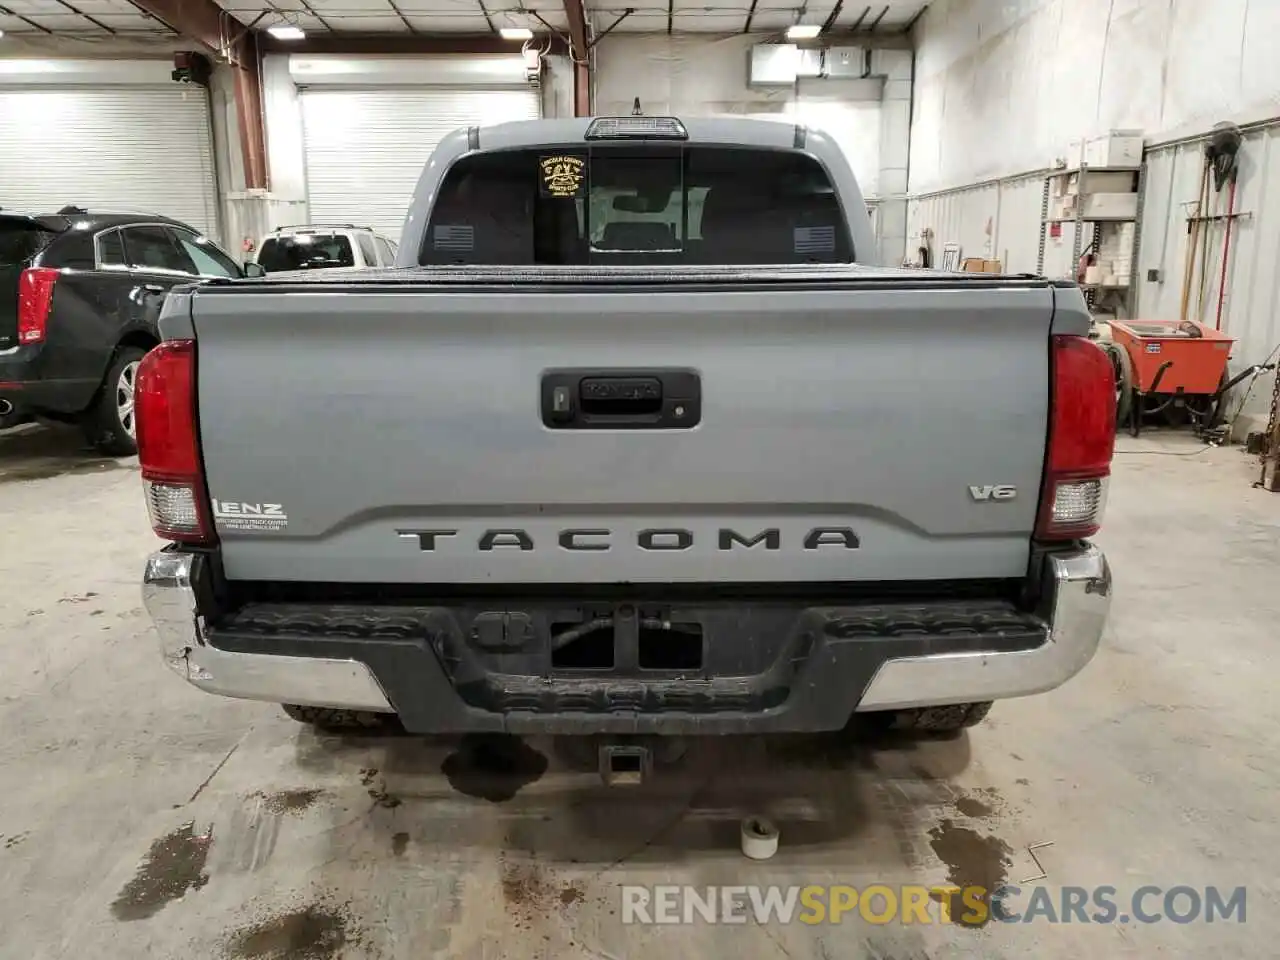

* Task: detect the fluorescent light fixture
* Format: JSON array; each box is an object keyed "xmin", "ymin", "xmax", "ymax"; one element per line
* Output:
[
  {"xmin": 268, "ymin": 24, "xmax": 306, "ymax": 40},
  {"xmin": 499, "ymin": 27, "xmax": 534, "ymax": 40},
  {"xmin": 786, "ymin": 24, "xmax": 821, "ymax": 39}
]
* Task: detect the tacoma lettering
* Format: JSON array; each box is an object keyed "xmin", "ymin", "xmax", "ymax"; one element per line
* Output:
[
  {"xmin": 559, "ymin": 529, "xmax": 610, "ymax": 551},
  {"xmin": 479, "ymin": 529, "xmax": 535, "ymax": 551},
  {"xmin": 398, "ymin": 529, "xmax": 457, "ymax": 550},
  {"xmin": 400, "ymin": 527, "xmax": 859, "ymax": 551},
  {"xmin": 637, "ymin": 528, "xmax": 694, "ymax": 551},
  {"xmin": 803, "ymin": 527, "xmax": 861, "ymax": 550},
  {"xmin": 719, "ymin": 528, "xmax": 781, "ymax": 550}
]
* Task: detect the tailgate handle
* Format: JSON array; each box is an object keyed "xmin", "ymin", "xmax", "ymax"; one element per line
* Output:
[
  {"xmin": 580, "ymin": 377, "xmax": 662, "ymax": 417},
  {"xmin": 542, "ymin": 369, "xmax": 701, "ymax": 430}
]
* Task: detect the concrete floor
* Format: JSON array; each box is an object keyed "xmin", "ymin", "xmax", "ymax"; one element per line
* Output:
[{"xmin": 1, "ymin": 421, "xmax": 1277, "ymax": 959}]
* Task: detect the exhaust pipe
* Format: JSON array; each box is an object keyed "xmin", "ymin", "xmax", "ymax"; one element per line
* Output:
[
  {"xmin": 0, "ymin": 399, "xmax": 13, "ymax": 417},
  {"xmin": 599, "ymin": 744, "xmax": 652, "ymax": 787}
]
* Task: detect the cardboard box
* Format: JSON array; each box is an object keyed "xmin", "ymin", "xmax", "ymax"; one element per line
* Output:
[
  {"xmin": 1058, "ymin": 193, "xmax": 1138, "ymax": 221},
  {"xmin": 1084, "ymin": 192, "xmax": 1138, "ymax": 219},
  {"xmin": 962, "ymin": 258, "xmax": 1002, "ymax": 273},
  {"xmin": 1065, "ymin": 171, "xmax": 1138, "ymax": 194},
  {"xmin": 1085, "ymin": 131, "xmax": 1143, "ymax": 169},
  {"xmin": 1059, "ymin": 193, "xmax": 1141, "ymax": 221}
]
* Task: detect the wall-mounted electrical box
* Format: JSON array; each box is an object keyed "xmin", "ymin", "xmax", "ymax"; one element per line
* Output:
[
  {"xmin": 824, "ymin": 47, "xmax": 866, "ymax": 78},
  {"xmin": 749, "ymin": 44, "xmax": 801, "ymax": 86},
  {"xmin": 748, "ymin": 43, "xmax": 870, "ymax": 85}
]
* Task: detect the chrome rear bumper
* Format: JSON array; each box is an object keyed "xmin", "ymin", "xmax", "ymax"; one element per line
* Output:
[
  {"xmin": 141, "ymin": 551, "xmax": 393, "ymax": 712},
  {"xmin": 855, "ymin": 544, "xmax": 1111, "ymax": 711},
  {"xmin": 142, "ymin": 544, "xmax": 1109, "ymax": 719}
]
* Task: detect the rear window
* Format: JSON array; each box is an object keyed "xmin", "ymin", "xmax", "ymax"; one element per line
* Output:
[
  {"xmin": 420, "ymin": 145, "xmax": 852, "ymax": 266},
  {"xmin": 257, "ymin": 234, "xmax": 355, "ymax": 272},
  {"xmin": 0, "ymin": 222, "xmax": 55, "ymax": 267}
]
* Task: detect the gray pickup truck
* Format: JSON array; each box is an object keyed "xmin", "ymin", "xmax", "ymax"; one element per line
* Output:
[{"xmin": 140, "ymin": 116, "xmax": 1114, "ymax": 765}]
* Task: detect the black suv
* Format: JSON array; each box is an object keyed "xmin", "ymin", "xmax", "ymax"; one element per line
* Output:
[{"xmin": 1, "ymin": 209, "xmax": 262, "ymax": 454}]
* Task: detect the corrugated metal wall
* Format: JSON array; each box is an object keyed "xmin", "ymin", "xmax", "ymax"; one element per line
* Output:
[
  {"xmin": 1135, "ymin": 123, "xmax": 1280, "ymax": 427},
  {"xmin": 907, "ymin": 121, "xmax": 1280, "ymax": 430},
  {"xmin": 906, "ymin": 172, "xmax": 1055, "ymax": 274},
  {"xmin": 996, "ymin": 174, "xmax": 1051, "ymax": 274},
  {"xmin": 907, "ymin": 180, "xmax": 999, "ymax": 266}
]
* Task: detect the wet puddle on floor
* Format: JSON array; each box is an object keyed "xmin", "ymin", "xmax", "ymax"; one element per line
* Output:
[
  {"xmin": 224, "ymin": 903, "xmax": 360, "ymax": 959},
  {"xmin": 927, "ymin": 818, "xmax": 1013, "ymax": 928},
  {"xmin": 254, "ymin": 789, "xmax": 325, "ymax": 817},
  {"xmin": 954, "ymin": 795, "xmax": 996, "ymax": 818},
  {"xmin": 110, "ymin": 821, "xmax": 213, "ymax": 922},
  {"xmin": 442, "ymin": 734, "xmax": 549, "ymax": 803}
]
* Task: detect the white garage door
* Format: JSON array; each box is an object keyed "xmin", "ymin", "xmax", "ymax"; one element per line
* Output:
[
  {"xmin": 300, "ymin": 88, "xmax": 541, "ymax": 242},
  {"xmin": 0, "ymin": 86, "xmax": 219, "ymax": 238}
]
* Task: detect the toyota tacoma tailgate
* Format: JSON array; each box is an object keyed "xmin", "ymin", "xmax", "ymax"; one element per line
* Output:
[{"xmin": 189, "ymin": 267, "xmax": 1054, "ymax": 585}]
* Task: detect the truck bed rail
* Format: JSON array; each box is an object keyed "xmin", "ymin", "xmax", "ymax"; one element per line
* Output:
[{"xmin": 195, "ymin": 262, "xmax": 1055, "ymax": 291}]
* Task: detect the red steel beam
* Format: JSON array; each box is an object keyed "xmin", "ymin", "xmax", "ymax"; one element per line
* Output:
[
  {"xmin": 563, "ymin": 0, "xmax": 591, "ymax": 115},
  {"xmin": 232, "ymin": 33, "xmax": 268, "ymax": 192},
  {"xmin": 573, "ymin": 60, "xmax": 590, "ymax": 117},
  {"xmin": 128, "ymin": 0, "xmax": 269, "ymax": 190}
]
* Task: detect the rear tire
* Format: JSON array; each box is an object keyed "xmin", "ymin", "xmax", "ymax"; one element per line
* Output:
[
  {"xmin": 83, "ymin": 347, "xmax": 147, "ymax": 456},
  {"xmin": 1101, "ymin": 340, "xmax": 1134, "ymax": 427},
  {"xmin": 282, "ymin": 703, "xmax": 395, "ymax": 731},
  {"xmin": 888, "ymin": 701, "xmax": 993, "ymax": 733}
]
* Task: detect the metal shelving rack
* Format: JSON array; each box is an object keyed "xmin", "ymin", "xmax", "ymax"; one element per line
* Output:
[{"xmin": 1037, "ymin": 159, "xmax": 1144, "ymax": 314}]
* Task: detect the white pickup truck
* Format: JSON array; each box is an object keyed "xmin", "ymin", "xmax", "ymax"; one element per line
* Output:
[{"xmin": 139, "ymin": 116, "xmax": 1113, "ymax": 776}]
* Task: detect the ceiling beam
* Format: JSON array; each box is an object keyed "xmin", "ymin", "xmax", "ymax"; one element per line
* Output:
[
  {"xmin": 295, "ymin": 0, "xmax": 333, "ymax": 33},
  {"xmin": 0, "ymin": 2, "xmax": 54, "ymax": 33},
  {"xmin": 902, "ymin": 3, "xmax": 927, "ymax": 32},
  {"xmin": 866, "ymin": 3, "xmax": 889, "ymax": 30},
  {"xmin": 258, "ymin": 32, "xmax": 568, "ymax": 55},
  {"xmin": 820, "ymin": 0, "xmax": 844, "ymax": 34},
  {"xmin": 819, "ymin": 28, "xmax": 911, "ymax": 46},
  {"xmin": 385, "ymin": 0, "xmax": 418, "ymax": 34},
  {"xmin": 54, "ymin": 0, "xmax": 116, "ymax": 34},
  {"xmin": 125, "ymin": 0, "xmax": 239, "ymax": 57}
]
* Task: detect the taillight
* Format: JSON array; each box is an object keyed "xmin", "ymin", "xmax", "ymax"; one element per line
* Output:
[
  {"xmin": 1037, "ymin": 334, "xmax": 1116, "ymax": 540},
  {"xmin": 17, "ymin": 267, "xmax": 58, "ymax": 344},
  {"xmin": 136, "ymin": 340, "xmax": 216, "ymax": 544}
]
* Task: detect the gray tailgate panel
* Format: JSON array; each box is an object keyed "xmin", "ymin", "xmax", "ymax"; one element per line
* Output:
[{"xmin": 194, "ymin": 285, "xmax": 1052, "ymax": 584}]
